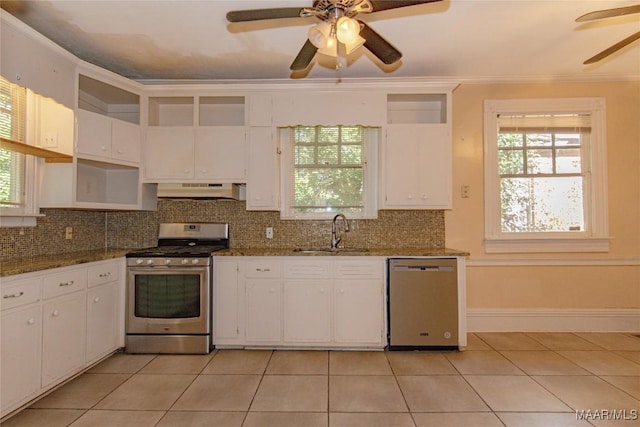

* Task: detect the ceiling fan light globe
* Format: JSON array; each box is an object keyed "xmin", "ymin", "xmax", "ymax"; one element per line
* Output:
[
  {"xmin": 336, "ymin": 16, "xmax": 360, "ymax": 44},
  {"xmin": 308, "ymin": 21, "xmax": 333, "ymax": 48},
  {"xmin": 318, "ymin": 36, "xmax": 338, "ymax": 56},
  {"xmin": 344, "ymin": 35, "xmax": 366, "ymax": 54}
]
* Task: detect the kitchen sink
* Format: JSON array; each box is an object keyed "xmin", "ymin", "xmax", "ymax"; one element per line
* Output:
[{"xmin": 293, "ymin": 247, "xmax": 369, "ymax": 254}]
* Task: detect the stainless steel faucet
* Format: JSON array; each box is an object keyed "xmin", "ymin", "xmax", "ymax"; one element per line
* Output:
[{"xmin": 331, "ymin": 213, "xmax": 350, "ymax": 249}]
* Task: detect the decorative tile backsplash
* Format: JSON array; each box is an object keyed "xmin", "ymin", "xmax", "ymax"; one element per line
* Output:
[{"xmin": 1, "ymin": 201, "xmax": 445, "ymax": 260}]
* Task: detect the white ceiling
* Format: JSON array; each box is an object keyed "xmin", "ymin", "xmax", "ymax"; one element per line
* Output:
[{"xmin": 2, "ymin": 0, "xmax": 639, "ymax": 82}]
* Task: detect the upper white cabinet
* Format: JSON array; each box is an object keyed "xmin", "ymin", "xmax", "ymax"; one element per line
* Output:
[
  {"xmin": 144, "ymin": 96, "xmax": 247, "ymax": 183},
  {"xmin": 35, "ymin": 94, "xmax": 75, "ymax": 156},
  {"xmin": 77, "ymin": 74, "xmax": 141, "ymax": 165},
  {"xmin": 246, "ymin": 127, "xmax": 279, "ymax": 210},
  {"xmin": 380, "ymin": 92, "xmax": 453, "ymax": 209}
]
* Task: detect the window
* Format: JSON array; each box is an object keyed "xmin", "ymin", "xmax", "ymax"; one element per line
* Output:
[
  {"xmin": 280, "ymin": 125, "xmax": 378, "ymax": 219},
  {"xmin": 484, "ymin": 98, "xmax": 609, "ymax": 252},
  {"xmin": 0, "ymin": 76, "xmax": 38, "ymax": 225}
]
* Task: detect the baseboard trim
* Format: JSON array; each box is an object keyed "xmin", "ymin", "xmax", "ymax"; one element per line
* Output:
[{"xmin": 467, "ymin": 308, "xmax": 640, "ymax": 332}]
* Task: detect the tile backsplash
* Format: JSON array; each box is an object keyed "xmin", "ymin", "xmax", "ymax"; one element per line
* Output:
[{"xmin": 1, "ymin": 200, "xmax": 444, "ymax": 260}]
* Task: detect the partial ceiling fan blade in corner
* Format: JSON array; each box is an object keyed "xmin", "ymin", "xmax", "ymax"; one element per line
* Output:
[
  {"xmin": 290, "ymin": 39, "xmax": 318, "ymax": 71},
  {"xmin": 576, "ymin": 4, "xmax": 640, "ymax": 22},
  {"xmin": 584, "ymin": 31, "xmax": 640, "ymax": 64},
  {"xmin": 359, "ymin": 22, "xmax": 402, "ymax": 65},
  {"xmin": 226, "ymin": 7, "xmax": 304, "ymax": 23},
  {"xmin": 370, "ymin": 0, "xmax": 442, "ymax": 13}
]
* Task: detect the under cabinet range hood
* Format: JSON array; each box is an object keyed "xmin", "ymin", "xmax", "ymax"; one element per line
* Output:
[{"xmin": 157, "ymin": 183, "xmax": 241, "ymax": 199}]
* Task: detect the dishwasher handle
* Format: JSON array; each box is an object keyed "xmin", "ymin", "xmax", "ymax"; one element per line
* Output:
[{"xmin": 392, "ymin": 265, "xmax": 454, "ymax": 272}]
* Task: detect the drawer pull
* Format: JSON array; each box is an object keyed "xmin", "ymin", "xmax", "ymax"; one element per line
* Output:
[
  {"xmin": 98, "ymin": 272, "xmax": 111, "ymax": 278},
  {"xmin": 256, "ymin": 268, "xmax": 271, "ymax": 272},
  {"xmin": 93, "ymin": 297, "xmax": 100, "ymax": 303},
  {"xmin": 59, "ymin": 281, "xmax": 74, "ymax": 287},
  {"xmin": 52, "ymin": 310, "xmax": 60, "ymax": 317},
  {"xmin": 27, "ymin": 317, "xmax": 36, "ymax": 325},
  {"xmin": 3, "ymin": 291, "xmax": 25, "ymax": 299}
]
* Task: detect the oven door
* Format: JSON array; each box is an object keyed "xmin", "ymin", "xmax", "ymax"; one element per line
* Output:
[{"xmin": 126, "ymin": 266, "xmax": 211, "ymax": 335}]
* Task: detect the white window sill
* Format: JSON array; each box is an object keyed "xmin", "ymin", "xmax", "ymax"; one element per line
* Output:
[
  {"xmin": 0, "ymin": 214, "xmax": 44, "ymax": 228},
  {"xmin": 484, "ymin": 237, "xmax": 610, "ymax": 253}
]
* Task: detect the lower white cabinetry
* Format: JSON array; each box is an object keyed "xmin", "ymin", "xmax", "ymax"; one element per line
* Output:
[
  {"xmin": 0, "ymin": 259, "xmax": 124, "ymax": 418},
  {"xmin": 213, "ymin": 257, "xmax": 385, "ymax": 349}
]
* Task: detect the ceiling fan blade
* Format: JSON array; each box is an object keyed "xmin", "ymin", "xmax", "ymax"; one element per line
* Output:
[
  {"xmin": 369, "ymin": 0, "xmax": 442, "ymax": 13},
  {"xmin": 584, "ymin": 31, "xmax": 640, "ymax": 64},
  {"xmin": 359, "ymin": 22, "xmax": 402, "ymax": 65},
  {"xmin": 290, "ymin": 39, "xmax": 318, "ymax": 71},
  {"xmin": 576, "ymin": 4, "xmax": 640, "ymax": 22},
  {"xmin": 226, "ymin": 7, "xmax": 305, "ymax": 23}
]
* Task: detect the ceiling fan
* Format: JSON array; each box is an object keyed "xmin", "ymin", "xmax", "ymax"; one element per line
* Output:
[
  {"xmin": 226, "ymin": 0, "xmax": 442, "ymax": 71},
  {"xmin": 576, "ymin": 4, "xmax": 640, "ymax": 64}
]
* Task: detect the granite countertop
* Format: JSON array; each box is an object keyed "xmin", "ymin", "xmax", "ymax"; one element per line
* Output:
[
  {"xmin": 214, "ymin": 247, "xmax": 470, "ymax": 257},
  {"xmin": 1, "ymin": 249, "xmax": 130, "ymax": 277}
]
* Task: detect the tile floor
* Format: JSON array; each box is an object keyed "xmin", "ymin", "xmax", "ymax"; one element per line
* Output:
[{"xmin": 3, "ymin": 332, "xmax": 640, "ymax": 427}]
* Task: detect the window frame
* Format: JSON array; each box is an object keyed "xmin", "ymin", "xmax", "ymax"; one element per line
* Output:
[
  {"xmin": 483, "ymin": 97, "xmax": 609, "ymax": 253},
  {"xmin": 279, "ymin": 125, "xmax": 379, "ymax": 220}
]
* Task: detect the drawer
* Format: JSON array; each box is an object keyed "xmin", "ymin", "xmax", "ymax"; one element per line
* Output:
[
  {"xmin": 283, "ymin": 261, "xmax": 331, "ymax": 279},
  {"xmin": 335, "ymin": 260, "xmax": 383, "ymax": 279},
  {"xmin": 245, "ymin": 261, "xmax": 281, "ymax": 278},
  {"xmin": 43, "ymin": 268, "xmax": 87, "ymax": 299},
  {"xmin": 1, "ymin": 278, "xmax": 42, "ymax": 311},
  {"xmin": 88, "ymin": 261, "xmax": 120, "ymax": 288}
]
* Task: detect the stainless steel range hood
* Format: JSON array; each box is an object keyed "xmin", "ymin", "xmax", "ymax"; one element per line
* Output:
[{"xmin": 157, "ymin": 183, "xmax": 241, "ymax": 199}]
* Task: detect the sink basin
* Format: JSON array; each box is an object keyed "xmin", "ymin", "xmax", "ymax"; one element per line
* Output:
[{"xmin": 293, "ymin": 247, "xmax": 369, "ymax": 254}]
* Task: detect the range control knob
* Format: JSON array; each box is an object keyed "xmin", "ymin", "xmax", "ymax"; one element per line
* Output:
[
  {"xmin": 164, "ymin": 259, "xmax": 172, "ymax": 265},
  {"xmin": 181, "ymin": 259, "xmax": 189, "ymax": 265},
  {"xmin": 191, "ymin": 259, "xmax": 199, "ymax": 265},
  {"xmin": 135, "ymin": 259, "xmax": 144, "ymax": 265},
  {"xmin": 146, "ymin": 259, "xmax": 155, "ymax": 265}
]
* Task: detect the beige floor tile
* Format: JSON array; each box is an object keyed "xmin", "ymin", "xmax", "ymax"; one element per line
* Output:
[
  {"xmin": 533, "ymin": 375, "xmax": 640, "ymax": 410},
  {"xmin": 500, "ymin": 350, "xmax": 590, "ymax": 375},
  {"xmin": 386, "ymin": 351, "xmax": 457, "ymax": 375},
  {"xmin": 172, "ymin": 374, "xmax": 261, "ymax": 411},
  {"xmin": 602, "ymin": 376, "xmax": 640, "ymax": 400},
  {"xmin": 413, "ymin": 412, "xmax": 503, "ymax": 427},
  {"xmin": 250, "ymin": 375, "xmax": 328, "ymax": 412},
  {"xmin": 526, "ymin": 332, "xmax": 604, "ymax": 350},
  {"xmin": 30, "ymin": 374, "xmax": 130, "ymax": 409},
  {"xmin": 330, "ymin": 351, "xmax": 392, "ymax": 375},
  {"xmin": 266, "ymin": 350, "xmax": 328, "ymax": 375},
  {"xmin": 465, "ymin": 333, "xmax": 493, "ymax": 350},
  {"xmin": 497, "ymin": 412, "xmax": 593, "ymax": 427},
  {"xmin": 476, "ymin": 333, "xmax": 548, "ymax": 350},
  {"xmin": 330, "ymin": 412, "xmax": 415, "ymax": 427},
  {"xmin": 157, "ymin": 411, "xmax": 245, "ymax": 427},
  {"xmin": 94, "ymin": 374, "xmax": 195, "ymax": 410},
  {"xmin": 68, "ymin": 409, "xmax": 165, "ymax": 427},
  {"xmin": 397, "ymin": 375, "xmax": 489, "ymax": 412},
  {"xmin": 576, "ymin": 333, "xmax": 640, "ymax": 351},
  {"xmin": 329, "ymin": 375, "xmax": 407, "ymax": 412},
  {"xmin": 202, "ymin": 349, "xmax": 271, "ymax": 374},
  {"xmin": 87, "ymin": 354, "xmax": 156, "ymax": 374},
  {"xmin": 557, "ymin": 351, "xmax": 640, "ymax": 375},
  {"xmin": 0, "ymin": 409, "xmax": 85, "ymax": 427},
  {"xmin": 243, "ymin": 412, "xmax": 327, "ymax": 427},
  {"xmin": 615, "ymin": 351, "xmax": 640, "ymax": 364},
  {"xmin": 139, "ymin": 354, "xmax": 214, "ymax": 374},
  {"xmin": 465, "ymin": 375, "xmax": 570, "ymax": 412},
  {"xmin": 445, "ymin": 350, "xmax": 524, "ymax": 375}
]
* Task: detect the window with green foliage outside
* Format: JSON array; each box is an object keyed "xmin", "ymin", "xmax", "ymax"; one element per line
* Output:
[{"xmin": 0, "ymin": 76, "xmax": 26, "ymax": 210}]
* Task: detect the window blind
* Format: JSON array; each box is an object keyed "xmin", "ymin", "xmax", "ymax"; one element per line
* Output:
[{"xmin": 0, "ymin": 76, "xmax": 27, "ymax": 208}]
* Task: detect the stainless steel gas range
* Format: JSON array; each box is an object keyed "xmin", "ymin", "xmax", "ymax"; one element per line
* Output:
[{"xmin": 125, "ymin": 223, "xmax": 229, "ymax": 354}]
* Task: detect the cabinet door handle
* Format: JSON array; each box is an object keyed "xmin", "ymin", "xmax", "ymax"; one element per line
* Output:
[
  {"xmin": 101, "ymin": 145, "xmax": 108, "ymax": 151},
  {"xmin": 116, "ymin": 149, "xmax": 124, "ymax": 154},
  {"xmin": 319, "ymin": 288, "xmax": 325, "ymax": 294},
  {"xmin": 3, "ymin": 291, "xmax": 24, "ymax": 299},
  {"xmin": 59, "ymin": 281, "xmax": 74, "ymax": 287},
  {"xmin": 256, "ymin": 268, "xmax": 271, "ymax": 272},
  {"xmin": 93, "ymin": 297, "xmax": 100, "ymax": 303},
  {"xmin": 421, "ymin": 194, "xmax": 428, "ymax": 200},
  {"xmin": 98, "ymin": 272, "xmax": 111, "ymax": 278},
  {"xmin": 52, "ymin": 309, "xmax": 60, "ymax": 317},
  {"xmin": 27, "ymin": 317, "xmax": 36, "ymax": 325}
]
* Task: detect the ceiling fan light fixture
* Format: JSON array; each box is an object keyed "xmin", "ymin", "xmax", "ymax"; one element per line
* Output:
[
  {"xmin": 344, "ymin": 34, "xmax": 365, "ymax": 54},
  {"xmin": 336, "ymin": 16, "xmax": 360, "ymax": 44},
  {"xmin": 308, "ymin": 21, "xmax": 333, "ymax": 48},
  {"xmin": 318, "ymin": 35, "xmax": 338, "ymax": 56}
]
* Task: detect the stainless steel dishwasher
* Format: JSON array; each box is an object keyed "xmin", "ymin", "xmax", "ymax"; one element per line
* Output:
[{"xmin": 388, "ymin": 258, "xmax": 458, "ymax": 350}]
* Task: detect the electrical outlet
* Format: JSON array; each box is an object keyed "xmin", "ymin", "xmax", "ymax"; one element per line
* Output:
[
  {"xmin": 65, "ymin": 226, "xmax": 73, "ymax": 240},
  {"xmin": 266, "ymin": 227, "xmax": 273, "ymax": 239},
  {"xmin": 461, "ymin": 185, "xmax": 470, "ymax": 198}
]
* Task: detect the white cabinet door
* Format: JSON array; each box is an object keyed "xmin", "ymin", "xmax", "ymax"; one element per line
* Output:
[
  {"xmin": 214, "ymin": 259, "xmax": 243, "ymax": 345},
  {"xmin": 144, "ymin": 127, "xmax": 195, "ymax": 180},
  {"xmin": 246, "ymin": 127, "xmax": 278, "ymax": 210},
  {"xmin": 1, "ymin": 306, "xmax": 42, "ymax": 415},
  {"xmin": 334, "ymin": 280, "xmax": 384, "ymax": 345},
  {"xmin": 86, "ymin": 282, "xmax": 119, "ymax": 364},
  {"xmin": 245, "ymin": 280, "xmax": 281, "ymax": 344},
  {"xmin": 41, "ymin": 292, "xmax": 86, "ymax": 388},
  {"xmin": 383, "ymin": 124, "xmax": 451, "ymax": 209},
  {"xmin": 247, "ymin": 94, "xmax": 272, "ymax": 126},
  {"xmin": 77, "ymin": 109, "xmax": 112, "ymax": 159},
  {"xmin": 111, "ymin": 120, "xmax": 141, "ymax": 164},
  {"xmin": 283, "ymin": 281, "xmax": 331, "ymax": 344},
  {"xmin": 194, "ymin": 127, "xmax": 246, "ymax": 181}
]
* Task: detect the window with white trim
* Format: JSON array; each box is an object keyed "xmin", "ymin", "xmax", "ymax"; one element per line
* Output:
[
  {"xmin": 280, "ymin": 125, "xmax": 378, "ymax": 219},
  {"xmin": 483, "ymin": 98, "xmax": 609, "ymax": 253}
]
